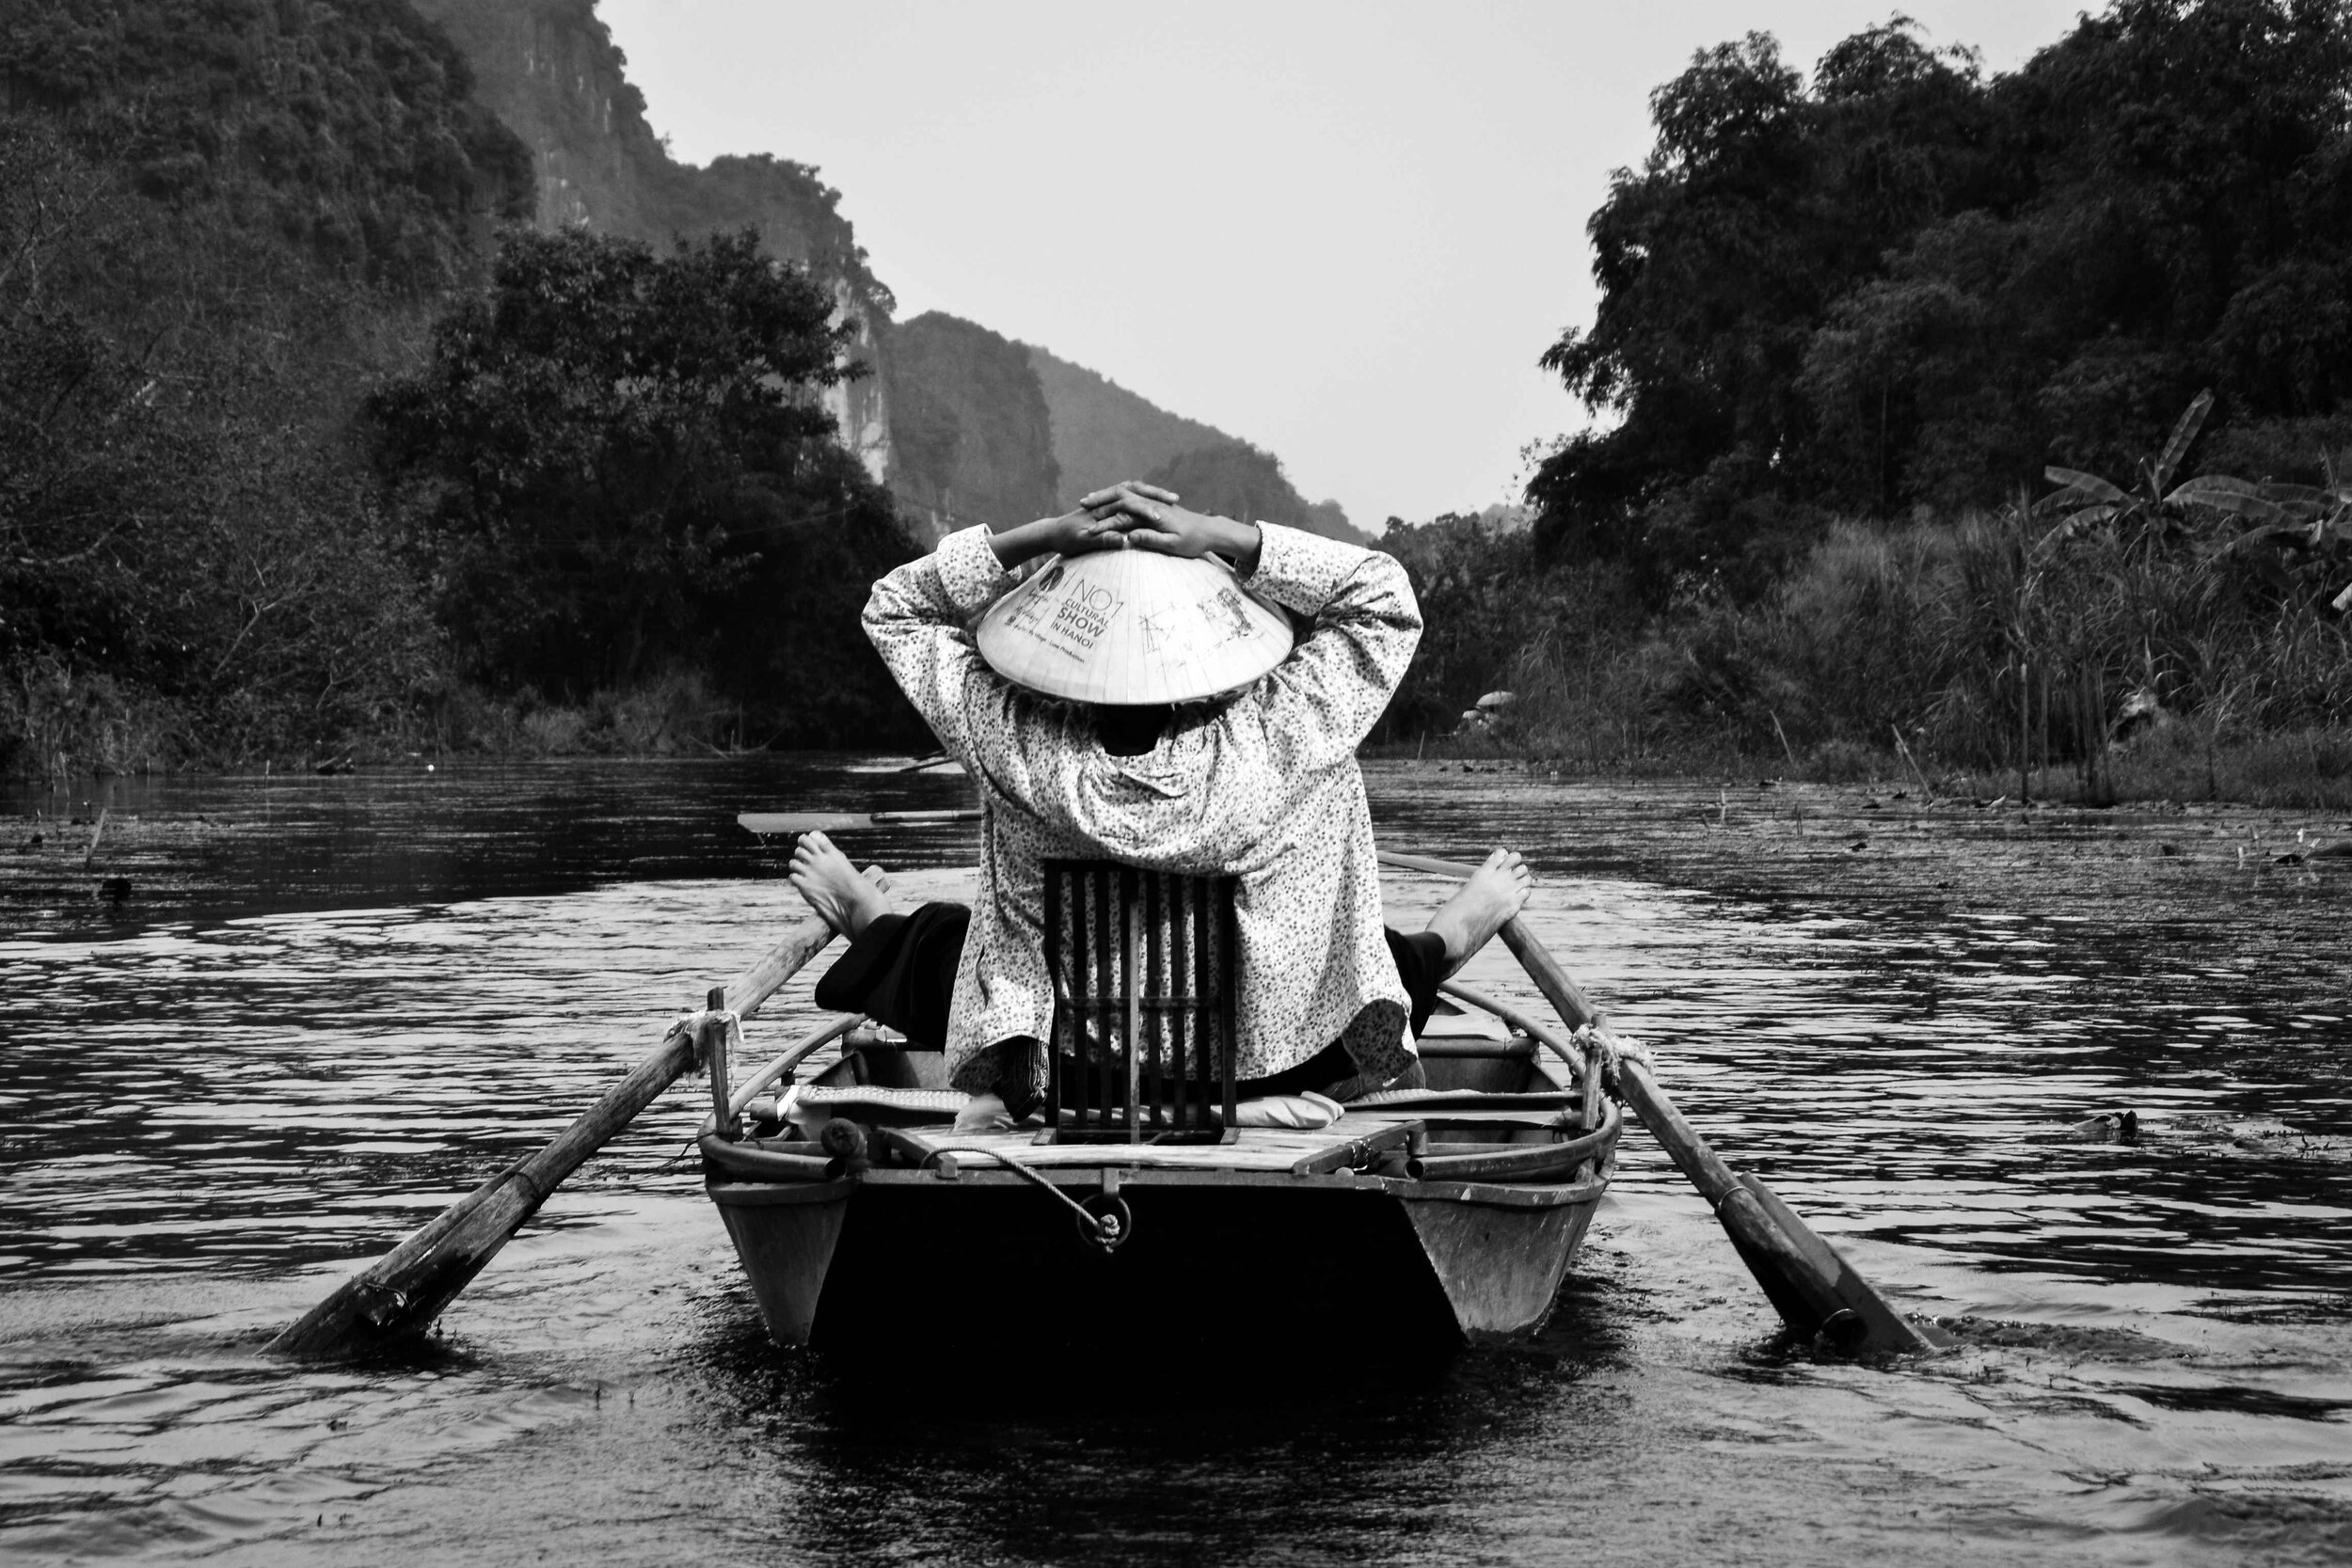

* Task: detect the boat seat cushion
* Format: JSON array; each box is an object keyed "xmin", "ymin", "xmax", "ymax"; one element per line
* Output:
[
  {"xmin": 784, "ymin": 1084, "xmax": 969, "ymax": 1134},
  {"xmin": 1232, "ymin": 1091, "xmax": 1344, "ymax": 1129}
]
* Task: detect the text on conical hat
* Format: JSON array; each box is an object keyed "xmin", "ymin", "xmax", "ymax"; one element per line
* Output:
[{"xmin": 1003, "ymin": 576, "xmax": 1124, "ymax": 662}]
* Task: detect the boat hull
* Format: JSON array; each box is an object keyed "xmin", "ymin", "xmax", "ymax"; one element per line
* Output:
[{"xmin": 707, "ymin": 1163, "xmax": 1608, "ymax": 1355}]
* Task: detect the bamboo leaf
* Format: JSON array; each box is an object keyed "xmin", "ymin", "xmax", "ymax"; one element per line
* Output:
[
  {"xmin": 2033, "ymin": 507, "xmax": 2116, "ymax": 557},
  {"xmin": 2169, "ymin": 477, "xmax": 2287, "ymax": 521},
  {"xmin": 2151, "ymin": 388, "xmax": 2214, "ymax": 494},
  {"xmin": 2171, "ymin": 474, "xmax": 2262, "ymax": 498},
  {"xmin": 2218, "ymin": 521, "xmax": 2296, "ymax": 550},
  {"xmin": 2043, "ymin": 466, "xmax": 2126, "ymax": 502}
]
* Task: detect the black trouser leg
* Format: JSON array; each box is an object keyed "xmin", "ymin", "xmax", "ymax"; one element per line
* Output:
[{"xmin": 811, "ymin": 903, "xmax": 969, "ymax": 1047}]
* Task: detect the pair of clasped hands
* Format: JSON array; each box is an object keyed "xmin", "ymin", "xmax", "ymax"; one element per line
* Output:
[{"xmin": 985, "ymin": 480, "xmax": 1263, "ymax": 576}]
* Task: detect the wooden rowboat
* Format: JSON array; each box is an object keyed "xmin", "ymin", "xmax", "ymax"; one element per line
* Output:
[
  {"xmin": 701, "ymin": 998, "xmax": 1619, "ymax": 1356},
  {"xmin": 275, "ymin": 845, "xmax": 1935, "ymax": 1363}
]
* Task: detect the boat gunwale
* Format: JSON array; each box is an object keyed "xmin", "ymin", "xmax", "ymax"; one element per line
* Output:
[
  {"xmin": 704, "ymin": 1101, "xmax": 1618, "ymax": 1212},
  {"xmin": 705, "ymin": 1168, "xmax": 1611, "ymax": 1210}
]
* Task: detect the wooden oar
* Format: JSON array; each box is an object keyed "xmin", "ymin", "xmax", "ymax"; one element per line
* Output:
[
  {"xmin": 1378, "ymin": 847, "xmax": 1947, "ymax": 1354},
  {"xmin": 739, "ymin": 809, "xmax": 981, "ymax": 834},
  {"xmin": 269, "ymin": 872, "xmax": 882, "ymax": 1358}
]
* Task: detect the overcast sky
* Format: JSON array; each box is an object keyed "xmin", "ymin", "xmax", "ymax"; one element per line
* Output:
[{"xmin": 601, "ymin": 1, "xmax": 2091, "ymax": 529}]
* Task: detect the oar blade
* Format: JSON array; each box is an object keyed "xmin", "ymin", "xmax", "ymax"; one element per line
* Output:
[
  {"xmin": 1453, "ymin": 879, "xmax": 1951, "ymax": 1356},
  {"xmin": 739, "ymin": 812, "xmax": 870, "ymax": 834},
  {"xmin": 270, "ymin": 902, "xmax": 854, "ymax": 1358},
  {"xmin": 1737, "ymin": 1176, "xmax": 1954, "ymax": 1353}
]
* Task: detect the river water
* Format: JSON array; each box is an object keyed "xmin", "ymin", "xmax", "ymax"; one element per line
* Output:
[{"xmin": 2, "ymin": 757, "xmax": 2346, "ymax": 1565}]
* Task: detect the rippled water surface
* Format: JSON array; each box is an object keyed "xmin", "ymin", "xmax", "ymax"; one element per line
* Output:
[{"xmin": 3, "ymin": 757, "xmax": 2347, "ymax": 1565}]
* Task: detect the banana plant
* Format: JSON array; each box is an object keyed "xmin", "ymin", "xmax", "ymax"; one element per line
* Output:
[
  {"xmin": 2039, "ymin": 389, "xmax": 2352, "ymax": 605},
  {"xmin": 2037, "ymin": 389, "xmax": 2217, "ymax": 552},
  {"xmin": 2217, "ymin": 458, "xmax": 2352, "ymax": 608}
]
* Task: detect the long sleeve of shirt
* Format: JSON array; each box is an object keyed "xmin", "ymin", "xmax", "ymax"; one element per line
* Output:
[
  {"xmin": 861, "ymin": 523, "xmax": 1424, "ymax": 1097},
  {"xmin": 1237, "ymin": 522, "xmax": 1425, "ymax": 776}
]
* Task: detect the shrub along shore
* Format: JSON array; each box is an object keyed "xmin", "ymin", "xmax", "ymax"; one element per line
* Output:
[
  {"xmin": 1373, "ymin": 501, "xmax": 2352, "ymax": 813},
  {"xmin": 17, "ymin": 494, "xmax": 2349, "ymax": 811}
]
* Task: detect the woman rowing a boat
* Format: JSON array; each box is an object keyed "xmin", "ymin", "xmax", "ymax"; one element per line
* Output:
[{"xmin": 793, "ymin": 482, "xmax": 1532, "ymax": 1129}]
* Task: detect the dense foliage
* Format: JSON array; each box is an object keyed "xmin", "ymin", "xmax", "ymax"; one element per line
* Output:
[
  {"xmin": 1533, "ymin": 0, "xmax": 2352, "ymax": 596},
  {"xmin": 2, "ymin": 0, "xmax": 530, "ymax": 291},
  {"xmin": 1373, "ymin": 515, "xmax": 1581, "ymax": 740},
  {"xmin": 0, "ymin": 118, "xmax": 438, "ymax": 769},
  {"xmin": 0, "ymin": 0, "xmax": 534, "ymax": 774},
  {"xmin": 370, "ymin": 227, "xmax": 921, "ymax": 741}
]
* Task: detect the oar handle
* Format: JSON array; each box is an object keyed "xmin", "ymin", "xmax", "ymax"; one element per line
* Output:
[
  {"xmin": 1376, "ymin": 848, "xmax": 1487, "ymax": 880},
  {"xmin": 1383, "ymin": 849, "xmax": 1742, "ymax": 1206},
  {"xmin": 870, "ymin": 809, "xmax": 983, "ymax": 825}
]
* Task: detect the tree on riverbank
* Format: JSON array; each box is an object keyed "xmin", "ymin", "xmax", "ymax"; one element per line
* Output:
[
  {"xmin": 370, "ymin": 227, "xmax": 922, "ymax": 744},
  {"xmin": 0, "ymin": 0, "xmax": 532, "ymax": 774},
  {"xmin": 1532, "ymin": 1, "xmax": 2352, "ymax": 594}
]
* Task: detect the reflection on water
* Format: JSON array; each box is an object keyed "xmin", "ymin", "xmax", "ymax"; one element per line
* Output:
[{"xmin": 2, "ymin": 758, "xmax": 2347, "ymax": 1564}]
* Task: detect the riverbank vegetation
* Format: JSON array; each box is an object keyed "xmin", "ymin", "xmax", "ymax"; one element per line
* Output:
[{"xmin": 1380, "ymin": 0, "xmax": 2352, "ymax": 808}]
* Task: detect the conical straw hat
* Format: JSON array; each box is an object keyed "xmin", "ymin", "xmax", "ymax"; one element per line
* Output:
[{"xmin": 976, "ymin": 548, "xmax": 1295, "ymax": 705}]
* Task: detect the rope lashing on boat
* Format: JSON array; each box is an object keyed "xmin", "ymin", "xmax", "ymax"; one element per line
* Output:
[
  {"xmin": 917, "ymin": 1147, "xmax": 1134, "ymax": 1253},
  {"xmin": 1570, "ymin": 1022, "xmax": 1654, "ymax": 1097},
  {"xmin": 675, "ymin": 1007, "xmax": 743, "ymax": 1079}
]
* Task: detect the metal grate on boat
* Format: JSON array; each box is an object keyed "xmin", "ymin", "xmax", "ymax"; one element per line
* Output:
[{"xmin": 1041, "ymin": 860, "xmax": 1238, "ymax": 1145}]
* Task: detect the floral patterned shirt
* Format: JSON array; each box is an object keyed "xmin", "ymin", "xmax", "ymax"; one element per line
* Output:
[{"xmin": 863, "ymin": 523, "xmax": 1424, "ymax": 1100}]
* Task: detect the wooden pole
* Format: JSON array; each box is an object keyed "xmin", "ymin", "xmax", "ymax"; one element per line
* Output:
[
  {"xmin": 269, "ymin": 875, "xmax": 879, "ymax": 1358},
  {"xmin": 1378, "ymin": 848, "xmax": 1947, "ymax": 1354},
  {"xmin": 2019, "ymin": 660, "xmax": 2031, "ymax": 806},
  {"xmin": 702, "ymin": 986, "xmax": 736, "ymax": 1140}
]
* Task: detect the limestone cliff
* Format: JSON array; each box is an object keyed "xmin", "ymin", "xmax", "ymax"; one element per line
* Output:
[
  {"xmin": 887, "ymin": 314, "xmax": 1062, "ymax": 541},
  {"xmin": 1025, "ymin": 345, "xmax": 1362, "ymax": 544},
  {"xmin": 1025, "ymin": 347, "xmax": 1234, "ymax": 509},
  {"xmin": 409, "ymin": 0, "xmax": 891, "ymax": 478}
]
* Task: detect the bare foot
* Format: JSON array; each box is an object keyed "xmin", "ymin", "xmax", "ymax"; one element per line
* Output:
[
  {"xmin": 1422, "ymin": 847, "xmax": 1532, "ymax": 977},
  {"xmin": 788, "ymin": 831, "xmax": 892, "ymax": 937}
]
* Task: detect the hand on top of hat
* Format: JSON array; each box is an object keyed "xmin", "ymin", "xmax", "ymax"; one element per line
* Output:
[
  {"xmin": 988, "ymin": 504, "xmax": 1142, "ymax": 570},
  {"xmin": 1087, "ymin": 491, "xmax": 1263, "ymax": 574},
  {"xmin": 1078, "ymin": 479, "xmax": 1181, "ymax": 515}
]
